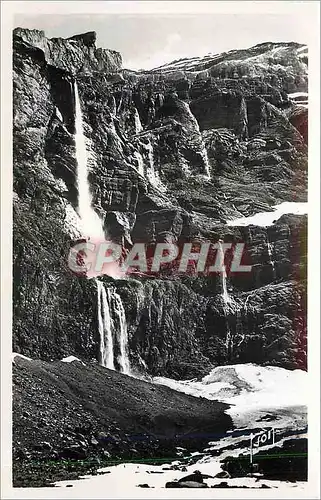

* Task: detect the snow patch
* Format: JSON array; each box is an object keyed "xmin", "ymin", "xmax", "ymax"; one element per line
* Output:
[
  {"xmin": 12, "ymin": 352, "xmax": 32, "ymax": 363},
  {"xmin": 227, "ymin": 202, "xmax": 308, "ymax": 227},
  {"xmin": 288, "ymin": 92, "xmax": 308, "ymax": 99},
  {"xmin": 61, "ymin": 356, "xmax": 85, "ymax": 365},
  {"xmin": 54, "ymin": 456, "xmax": 308, "ymax": 493},
  {"xmin": 297, "ymin": 45, "xmax": 308, "ymax": 54},
  {"xmin": 154, "ymin": 364, "xmax": 307, "ymax": 429},
  {"xmin": 55, "ymin": 106, "xmax": 63, "ymax": 122},
  {"xmin": 53, "ymin": 363, "xmax": 307, "ymax": 492}
]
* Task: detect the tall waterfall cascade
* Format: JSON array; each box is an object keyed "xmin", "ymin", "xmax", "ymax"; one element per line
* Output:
[
  {"xmin": 134, "ymin": 108, "xmax": 143, "ymax": 133},
  {"xmin": 75, "ymin": 84, "xmax": 130, "ymax": 374},
  {"xmin": 74, "ymin": 81, "xmax": 105, "ymax": 240},
  {"xmin": 113, "ymin": 291, "xmax": 131, "ymax": 375},
  {"xmin": 184, "ymin": 101, "xmax": 211, "ymax": 178},
  {"xmin": 97, "ymin": 280, "xmax": 115, "ymax": 370},
  {"xmin": 96, "ymin": 280, "xmax": 130, "ymax": 374}
]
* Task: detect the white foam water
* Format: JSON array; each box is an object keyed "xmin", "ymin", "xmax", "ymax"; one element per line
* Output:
[
  {"xmin": 113, "ymin": 291, "xmax": 131, "ymax": 375},
  {"xmin": 96, "ymin": 280, "xmax": 130, "ymax": 374},
  {"xmin": 74, "ymin": 81, "xmax": 105, "ymax": 240},
  {"xmin": 145, "ymin": 141, "xmax": 166, "ymax": 192},
  {"xmin": 96, "ymin": 280, "xmax": 115, "ymax": 370}
]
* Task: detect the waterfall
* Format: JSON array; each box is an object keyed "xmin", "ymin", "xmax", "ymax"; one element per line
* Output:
[
  {"xmin": 218, "ymin": 240, "xmax": 231, "ymax": 305},
  {"xmin": 96, "ymin": 280, "xmax": 130, "ymax": 374},
  {"xmin": 145, "ymin": 141, "xmax": 166, "ymax": 192},
  {"xmin": 113, "ymin": 292, "xmax": 130, "ymax": 375},
  {"xmin": 133, "ymin": 151, "xmax": 145, "ymax": 177},
  {"xmin": 74, "ymin": 81, "xmax": 104, "ymax": 240},
  {"xmin": 267, "ymin": 238, "xmax": 276, "ymax": 279},
  {"xmin": 96, "ymin": 280, "xmax": 115, "ymax": 370},
  {"xmin": 74, "ymin": 84, "xmax": 130, "ymax": 373},
  {"xmin": 134, "ymin": 108, "xmax": 143, "ymax": 133},
  {"xmin": 183, "ymin": 101, "xmax": 211, "ymax": 178},
  {"xmin": 200, "ymin": 143, "xmax": 211, "ymax": 179},
  {"xmin": 235, "ymin": 307, "xmax": 245, "ymax": 349},
  {"xmin": 217, "ymin": 240, "xmax": 234, "ymax": 358}
]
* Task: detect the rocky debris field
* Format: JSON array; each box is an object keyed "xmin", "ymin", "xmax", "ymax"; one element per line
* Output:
[
  {"xmin": 13, "ymin": 355, "xmax": 307, "ymax": 488},
  {"xmin": 13, "ymin": 356, "xmax": 232, "ymax": 487}
]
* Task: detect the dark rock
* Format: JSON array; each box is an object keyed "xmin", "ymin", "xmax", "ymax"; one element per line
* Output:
[
  {"xmin": 166, "ymin": 481, "xmax": 208, "ymax": 488},
  {"xmin": 212, "ymin": 481, "xmax": 229, "ymax": 488},
  {"xmin": 40, "ymin": 441, "xmax": 52, "ymax": 451},
  {"xmin": 178, "ymin": 470, "xmax": 203, "ymax": 483},
  {"xmin": 215, "ymin": 470, "xmax": 231, "ymax": 479},
  {"xmin": 68, "ymin": 31, "xmax": 96, "ymax": 47},
  {"xmin": 60, "ymin": 445, "xmax": 88, "ymax": 460}
]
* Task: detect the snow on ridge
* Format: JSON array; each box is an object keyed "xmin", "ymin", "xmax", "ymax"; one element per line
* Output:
[{"xmin": 151, "ymin": 42, "xmax": 308, "ymax": 74}]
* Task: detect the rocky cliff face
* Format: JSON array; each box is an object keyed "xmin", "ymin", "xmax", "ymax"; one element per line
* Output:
[{"xmin": 13, "ymin": 28, "xmax": 307, "ymax": 376}]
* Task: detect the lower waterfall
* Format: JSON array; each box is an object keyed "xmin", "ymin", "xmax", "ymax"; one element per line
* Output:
[
  {"xmin": 96, "ymin": 279, "xmax": 130, "ymax": 374},
  {"xmin": 97, "ymin": 280, "xmax": 115, "ymax": 370},
  {"xmin": 113, "ymin": 292, "xmax": 131, "ymax": 375}
]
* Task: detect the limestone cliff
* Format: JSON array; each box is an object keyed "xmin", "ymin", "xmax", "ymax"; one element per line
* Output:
[{"xmin": 13, "ymin": 28, "xmax": 307, "ymax": 375}]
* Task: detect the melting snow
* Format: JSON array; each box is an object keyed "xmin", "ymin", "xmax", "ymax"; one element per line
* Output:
[
  {"xmin": 154, "ymin": 364, "xmax": 307, "ymax": 429},
  {"xmin": 54, "ymin": 458, "xmax": 307, "ymax": 493}
]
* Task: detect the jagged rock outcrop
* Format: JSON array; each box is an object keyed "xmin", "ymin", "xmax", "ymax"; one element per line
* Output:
[
  {"xmin": 14, "ymin": 28, "xmax": 122, "ymax": 74},
  {"xmin": 13, "ymin": 29, "xmax": 307, "ymax": 374}
]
